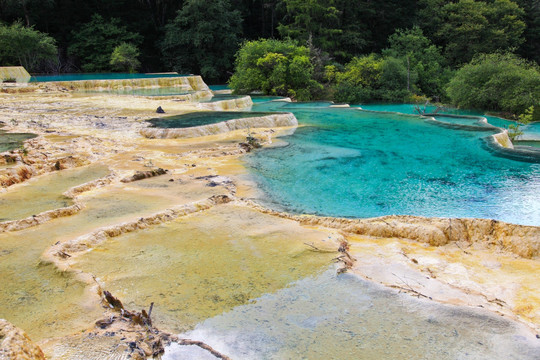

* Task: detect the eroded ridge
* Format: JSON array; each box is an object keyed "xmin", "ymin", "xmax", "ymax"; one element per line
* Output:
[
  {"xmin": 140, "ymin": 113, "xmax": 298, "ymax": 139},
  {"xmin": 243, "ymin": 199, "xmax": 540, "ymax": 259}
]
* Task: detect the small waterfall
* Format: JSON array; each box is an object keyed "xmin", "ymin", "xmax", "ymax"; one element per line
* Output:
[
  {"xmin": 198, "ymin": 96, "xmax": 254, "ymax": 111},
  {"xmin": 493, "ymin": 130, "xmax": 514, "ymax": 149}
]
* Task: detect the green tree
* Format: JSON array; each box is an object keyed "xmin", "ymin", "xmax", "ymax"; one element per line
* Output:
[
  {"xmin": 228, "ymin": 38, "xmax": 322, "ymax": 100},
  {"xmin": 438, "ymin": 0, "xmax": 526, "ymax": 66},
  {"xmin": 515, "ymin": 0, "xmax": 540, "ymax": 64},
  {"xmin": 277, "ymin": 0, "xmax": 341, "ymax": 54},
  {"xmin": 446, "ymin": 53, "xmax": 540, "ymax": 115},
  {"xmin": 161, "ymin": 0, "xmax": 242, "ymax": 82},
  {"xmin": 68, "ymin": 14, "xmax": 141, "ymax": 72},
  {"xmin": 384, "ymin": 26, "xmax": 451, "ymax": 98},
  {"xmin": 0, "ymin": 21, "xmax": 56, "ymax": 71},
  {"xmin": 110, "ymin": 43, "xmax": 140, "ymax": 73},
  {"xmin": 333, "ymin": 54, "xmax": 409, "ymax": 104}
]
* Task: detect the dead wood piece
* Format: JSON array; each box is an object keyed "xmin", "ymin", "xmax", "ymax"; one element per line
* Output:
[
  {"xmin": 120, "ymin": 168, "xmax": 168, "ymax": 183},
  {"xmin": 173, "ymin": 337, "xmax": 233, "ymax": 360},
  {"xmin": 95, "ymin": 317, "xmax": 115, "ymax": 329},
  {"xmin": 336, "ymin": 240, "xmax": 356, "ymax": 274},
  {"xmin": 56, "ymin": 250, "xmax": 71, "ymax": 258},
  {"xmin": 103, "ymin": 290, "xmax": 124, "ymax": 310},
  {"xmin": 390, "ymin": 285, "xmax": 432, "ymax": 299},
  {"xmin": 304, "ymin": 242, "xmax": 336, "ymax": 253}
]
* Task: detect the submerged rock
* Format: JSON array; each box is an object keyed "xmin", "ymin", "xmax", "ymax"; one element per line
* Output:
[{"xmin": 0, "ymin": 319, "xmax": 45, "ymax": 360}]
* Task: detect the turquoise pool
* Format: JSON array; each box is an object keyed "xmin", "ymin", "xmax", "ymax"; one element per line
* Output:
[
  {"xmin": 30, "ymin": 73, "xmax": 190, "ymax": 82},
  {"xmin": 522, "ymin": 122, "xmax": 540, "ymax": 140},
  {"xmin": 245, "ymin": 103, "xmax": 540, "ymax": 225}
]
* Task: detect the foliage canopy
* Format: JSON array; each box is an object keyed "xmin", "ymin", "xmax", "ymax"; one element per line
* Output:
[
  {"xmin": 161, "ymin": 0, "xmax": 242, "ymax": 82},
  {"xmin": 68, "ymin": 14, "xmax": 141, "ymax": 72},
  {"xmin": 0, "ymin": 21, "xmax": 56, "ymax": 72}
]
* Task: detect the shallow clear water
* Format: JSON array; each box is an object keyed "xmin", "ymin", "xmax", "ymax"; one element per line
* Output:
[
  {"xmin": 357, "ymin": 104, "xmax": 516, "ymax": 128},
  {"xmin": 245, "ymin": 104, "xmax": 540, "ymax": 225},
  {"xmin": 30, "ymin": 73, "xmax": 189, "ymax": 82},
  {"xmin": 522, "ymin": 122, "xmax": 540, "ymax": 140},
  {"xmin": 516, "ymin": 140, "xmax": 540, "ymax": 148},
  {"xmin": 165, "ymin": 268, "xmax": 540, "ymax": 360},
  {"xmin": 75, "ymin": 204, "xmax": 335, "ymax": 333},
  {"xmin": 0, "ymin": 131, "xmax": 37, "ymax": 152},
  {"xmin": 148, "ymin": 111, "xmax": 281, "ymax": 129}
]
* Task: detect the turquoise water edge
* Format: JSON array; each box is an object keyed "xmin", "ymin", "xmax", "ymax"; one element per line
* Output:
[{"xmin": 244, "ymin": 102, "xmax": 540, "ymax": 226}]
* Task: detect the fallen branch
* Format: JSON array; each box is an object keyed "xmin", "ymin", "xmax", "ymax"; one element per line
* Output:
[
  {"xmin": 304, "ymin": 242, "xmax": 336, "ymax": 253},
  {"xmin": 172, "ymin": 337, "xmax": 233, "ymax": 360},
  {"xmin": 391, "ymin": 273, "xmax": 432, "ymax": 300}
]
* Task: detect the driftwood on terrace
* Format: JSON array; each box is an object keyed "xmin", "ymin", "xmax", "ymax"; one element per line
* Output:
[
  {"xmin": 305, "ymin": 239, "xmax": 356, "ymax": 274},
  {"xmin": 100, "ymin": 290, "xmax": 232, "ymax": 360},
  {"xmin": 336, "ymin": 240, "xmax": 356, "ymax": 274}
]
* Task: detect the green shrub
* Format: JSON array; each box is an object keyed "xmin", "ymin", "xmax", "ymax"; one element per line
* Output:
[
  {"xmin": 0, "ymin": 22, "xmax": 57, "ymax": 72},
  {"xmin": 110, "ymin": 43, "xmax": 140, "ymax": 73},
  {"xmin": 229, "ymin": 39, "xmax": 322, "ymax": 100},
  {"xmin": 447, "ymin": 53, "xmax": 540, "ymax": 115}
]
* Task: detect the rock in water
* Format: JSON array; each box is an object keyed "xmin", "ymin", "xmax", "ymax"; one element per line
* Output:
[
  {"xmin": 156, "ymin": 106, "xmax": 165, "ymax": 114},
  {"xmin": 0, "ymin": 319, "xmax": 45, "ymax": 360}
]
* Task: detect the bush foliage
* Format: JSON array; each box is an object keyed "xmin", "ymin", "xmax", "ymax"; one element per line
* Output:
[
  {"xmin": 446, "ymin": 53, "xmax": 540, "ymax": 115},
  {"xmin": 228, "ymin": 39, "xmax": 322, "ymax": 101},
  {"xmin": 0, "ymin": 22, "xmax": 56, "ymax": 72}
]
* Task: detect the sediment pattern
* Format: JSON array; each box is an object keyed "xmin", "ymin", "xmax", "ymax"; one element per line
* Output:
[
  {"xmin": 0, "ymin": 172, "xmax": 116, "ymax": 233},
  {"xmin": 140, "ymin": 113, "xmax": 298, "ymax": 139},
  {"xmin": 50, "ymin": 76, "xmax": 209, "ymax": 92},
  {"xmin": 44, "ymin": 195, "xmax": 232, "ymax": 268}
]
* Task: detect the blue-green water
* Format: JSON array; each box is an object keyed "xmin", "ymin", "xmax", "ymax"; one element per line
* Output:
[
  {"xmin": 515, "ymin": 140, "xmax": 540, "ymax": 148},
  {"xmin": 208, "ymin": 85, "xmax": 230, "ymax": 91},
  {"xmin": 522, "ymin": 122, "xmax": 540, "ymax": 140},
  {"xmin": 245, "ymin": 103, "xmax": 540, "ymax": 225},
  {"xmin": 30, "ymin": 73, "xmax": 189, "ymax": 83}
]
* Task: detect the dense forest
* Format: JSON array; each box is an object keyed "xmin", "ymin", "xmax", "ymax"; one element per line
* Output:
[{"xmin": 0, "ymin": 0, "xmax": 539, "ymax": 115}]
